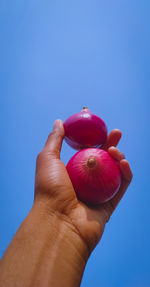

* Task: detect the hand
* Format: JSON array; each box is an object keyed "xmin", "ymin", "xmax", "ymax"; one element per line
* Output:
[{"xmin": 34, "ymin": 120, "xmax": 133, "ymax": 256}]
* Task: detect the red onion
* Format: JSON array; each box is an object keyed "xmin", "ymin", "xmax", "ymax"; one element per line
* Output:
[
  {"xmin": 66, "ymin": 148, "xmax": 121, "ymax": 204},
  {"xmin": 64, "ymin": 107, "xmax": 107, "ymax": 150}
]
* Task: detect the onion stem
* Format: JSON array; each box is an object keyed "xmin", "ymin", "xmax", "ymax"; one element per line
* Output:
[{"xmin": 87, "ymin": 157, "xmax": 96, "ymax": 168}]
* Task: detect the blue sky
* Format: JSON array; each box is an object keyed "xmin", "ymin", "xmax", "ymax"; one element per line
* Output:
[{"xmin": 0, "ymin": 1, "xmax": 150, "ymax": 286}]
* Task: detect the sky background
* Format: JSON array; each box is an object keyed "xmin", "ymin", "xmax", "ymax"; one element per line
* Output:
[{"xmin": 0, "ymin": 0, "xmax": 150, "ymax": 286}]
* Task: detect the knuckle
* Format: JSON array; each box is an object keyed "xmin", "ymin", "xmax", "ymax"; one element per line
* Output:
[
  {"xmin": 129, "ymin": 170, "xmax": 133, "ymax": 182},
  {"xmin": 101, "ymin": 207, "xmax": 111, "ymax": 223},
  {"xmin": 121, "ymin": 152, "xmax": 125, "ymax": 159},
  {"xmin": 36, "ymin": 151, "xmax": 44, "ymax": 165},
  {"xmin": 47, "ymin": 130, "xmax": 59, "ymax": 142},
  {"xmin": 47, "ymin": 131, "xmax": 55, "ymax": 140}
]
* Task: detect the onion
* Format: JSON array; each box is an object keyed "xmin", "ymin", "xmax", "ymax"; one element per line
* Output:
[
  {"xmin": 64, "ymin": 107, "xmax": 107, "ymax": 150},
  {"xmin": 66, "ymin": 148, "xmax": 121, "ymax": 204}
]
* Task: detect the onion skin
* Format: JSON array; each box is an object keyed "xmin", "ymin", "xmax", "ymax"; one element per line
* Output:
[
  {"xmin": 66, "ymin": 148, "xmax": 121, "ymax": 204},
  {"xmin": 64, "ymin": 108, "xmax": 108, "ymax": 150}
]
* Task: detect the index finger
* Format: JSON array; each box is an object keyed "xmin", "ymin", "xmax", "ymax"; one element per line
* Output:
[{"xmin": 102, "ymin": 129, "xmax": 122, "ymax": 150}]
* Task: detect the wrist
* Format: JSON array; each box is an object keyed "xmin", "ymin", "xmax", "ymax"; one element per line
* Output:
[{"xmin": 32, "ymin": 198, "xmax": 90, "ymax": 286}]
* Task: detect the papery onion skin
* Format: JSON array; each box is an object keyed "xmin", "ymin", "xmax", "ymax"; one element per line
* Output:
[
  {"xmin": 64, "ymin": 108, "xmax": 108, "ymax": 150},
  {"xmin": 66, "ymin": 148, "xmax": 121, "ymax": 204}
]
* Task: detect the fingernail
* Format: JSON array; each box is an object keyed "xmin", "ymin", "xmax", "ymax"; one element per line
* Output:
[
  {"xmin": 108, "ymin": 146, "xmax": 116, "ymax": 150},
  {"xmin": 53, "ymin": 119, "xmax": 62, "ymax": 132}
]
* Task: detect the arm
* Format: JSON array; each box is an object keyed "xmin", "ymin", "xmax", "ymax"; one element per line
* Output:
[
  {"xmin": 0, "ymin": 120, "xmax": 133, "ymax": 287},
  {"xmin": 0, "ymin": 200, "xmax": 88, "ymax": 287}
]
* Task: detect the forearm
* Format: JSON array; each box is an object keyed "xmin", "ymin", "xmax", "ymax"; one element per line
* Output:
[{"xmin": 0, "ymin": 199, "xmax": 89, "ymax": 287}]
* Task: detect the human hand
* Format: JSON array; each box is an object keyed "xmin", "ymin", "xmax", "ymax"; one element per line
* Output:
[
  {"xmin": 34, "ymin": 119, "xmax": 133, "ymax": 256},
  {"xmin": 0, "ymin": 119, "xmax": 132, "ymax": 287}
]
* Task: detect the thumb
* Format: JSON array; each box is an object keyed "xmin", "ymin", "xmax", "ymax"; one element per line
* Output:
[{"xmin": 44, "ymin": 119, "xmax": 65, "ymax": 158}]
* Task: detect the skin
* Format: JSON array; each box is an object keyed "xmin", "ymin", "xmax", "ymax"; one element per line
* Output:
[{"xmin": 0, "ymin": 120, "xmax": 133, "ymax": 287}]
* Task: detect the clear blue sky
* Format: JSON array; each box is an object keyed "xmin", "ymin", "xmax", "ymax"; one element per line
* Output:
[{"xmin": 0, "ymin": 1, "xmax": 150, "ymax": 286}]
